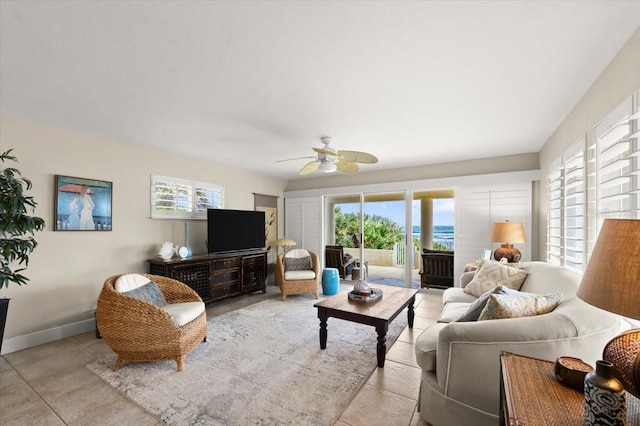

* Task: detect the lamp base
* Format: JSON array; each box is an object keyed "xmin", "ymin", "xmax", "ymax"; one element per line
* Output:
[
  {"xmin": 493, "ymin": 244, "xmax": 521, "ymax": 262},
  {"xmin": 603, "ymin": 328, "xmax": 640, "ymax": 399}
]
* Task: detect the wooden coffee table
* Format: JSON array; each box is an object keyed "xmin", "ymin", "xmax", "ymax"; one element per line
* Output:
[{"xmin": 313, "ymin": 286, "xmax": 419, "ymax": 368}]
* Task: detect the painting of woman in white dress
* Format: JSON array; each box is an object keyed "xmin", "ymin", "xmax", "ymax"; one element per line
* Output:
[
  {"xmin": 79, "ymin": 185, "xmax": 95, "ymax": 230},
  {"xmin": 54, "ymin": 176, "xmax": 112, "ymax": 231}
]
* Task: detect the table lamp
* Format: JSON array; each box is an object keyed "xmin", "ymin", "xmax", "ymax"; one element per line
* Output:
[
  {"xmin": 577, "ymin": 218, "xmax": 640, "ymax": 398},
  {"xmin": 273, "ymin": 237, "xmax": 296, "ymax": 253},
  {"xmin": 490, "ymin": 220, "xmax": 526, "ymax": 262}
]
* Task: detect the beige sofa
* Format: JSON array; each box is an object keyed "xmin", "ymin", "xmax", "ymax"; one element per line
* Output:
[{"xmin": 414, "ymin": 261, "xmax": 620, "ymax": 426}]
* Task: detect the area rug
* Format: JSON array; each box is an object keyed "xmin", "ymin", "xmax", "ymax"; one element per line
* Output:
[{"xmin": 86, "ymin": 290, "xmax": 408, "ymax": 425}]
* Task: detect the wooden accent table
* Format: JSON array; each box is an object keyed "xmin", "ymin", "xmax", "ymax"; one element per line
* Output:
[
  {"xmin": 500, "ymin": 352, "xmax": 640, "ymax": 426},
  {"xmin": 314, "ymin": 286, "xmax": 418, "ymax": 368}
]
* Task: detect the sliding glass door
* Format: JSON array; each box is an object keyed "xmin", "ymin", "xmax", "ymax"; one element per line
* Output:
[{"xmin": 324, "ymin": 189, "xmax": 455, "ymax": 289}]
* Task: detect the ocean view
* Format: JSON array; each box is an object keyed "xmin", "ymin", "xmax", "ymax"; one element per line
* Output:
[{"xmin": 412, "ymin": 225, "xmax": 454, "ymax": 250}]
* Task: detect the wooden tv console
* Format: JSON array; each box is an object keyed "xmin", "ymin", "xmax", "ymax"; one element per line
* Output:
[{"xmin": 147, "ymin": 249, "xmax": 267, "ymax": 303}]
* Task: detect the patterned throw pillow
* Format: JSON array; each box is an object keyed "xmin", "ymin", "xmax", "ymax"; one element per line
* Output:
[
  {"xmin": 478, "ymin": 293, "xmax": 562, "ymax": 320},
  {"xmin": 454, "ymin": 286, "xmax": 520, "ymax": 322},
  {"xmin": 474, "ymin": 258, "xmax": 521, "ymax": 275},
  {"xmin": 123, "ymin": 281, "xmax": 167, "ymax": 307},
  {"xmin": 284, "ymin": 256, "xmax": 312, "ymax": 271},
  {"xmin": 463, "ymin": 261, "xmax": 528, "ymax": 297}
]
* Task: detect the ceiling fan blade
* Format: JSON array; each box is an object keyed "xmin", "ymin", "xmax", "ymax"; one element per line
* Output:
[
  {"xmin": 336, "ymin": 160, "xmax": 359, "ymax": 174},
  {"xmin": 337, "ymin": 150, "xmax": 378, "ymax": 164},
  {"xmin": 299, "ymin": 161, "xmax": 320, "ymax": 175},
  {"xmin": 276, "ymin": 156, "xmax": 316, "ymax": 163},
  {"xmin": 312, "ymin": 147, "xmax": 338, "ymax": 156}
]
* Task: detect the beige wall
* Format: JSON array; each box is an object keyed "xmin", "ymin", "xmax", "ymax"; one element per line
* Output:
[
  {"xmin": 537, "ymin": 27, "xmax": 640, "ymax": 259},
  {"xmin": 286, "ymin": 152, "xmax": 540, "ymax": 191},
  {"xmin": 0, "ymin": 115, "xmax": 287, "ymax": 343}
]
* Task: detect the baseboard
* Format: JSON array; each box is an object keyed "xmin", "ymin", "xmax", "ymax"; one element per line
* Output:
[{"xmin": 1, "ymin": 318, "xmax": 96, "ymax": 355}]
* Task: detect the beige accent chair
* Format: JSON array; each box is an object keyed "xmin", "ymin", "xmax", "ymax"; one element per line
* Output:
[
  {"xmin": 96, "ymin": 273, "xmax": 207, "ymax": 371},
  {"xmin": 414, "ymin": 262, "xmax": 620, "ymax": 426},
  {"xmin": 275, "ymin": 249, "xmax": 320, "ymax": 300}
]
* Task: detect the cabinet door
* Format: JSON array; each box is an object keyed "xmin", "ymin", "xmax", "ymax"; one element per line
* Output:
[
  {"xmin": 242, "ymin": 253, "xmax": 266, "ymax": 291},
  {"xmin": 171, "ymin": 262, "xmax": 211, "ymax": 302}
]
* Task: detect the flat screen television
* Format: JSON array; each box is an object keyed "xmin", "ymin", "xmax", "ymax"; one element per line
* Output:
[{"xmin": 207, "ymin": 209, "xmax": 266, "ymax": 254}]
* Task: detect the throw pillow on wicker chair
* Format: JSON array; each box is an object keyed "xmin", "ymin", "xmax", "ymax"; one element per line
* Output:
[
  {"xmin": 283, "ymin": 249, "xmax": 316, "ymax": 280},
  {"xmin": 123, "ymin": 281, "xmax": 167, "ymax": 307},
  {"xmin": 114, "ymin": 273, "xmax": 204, "ymax": 326}
]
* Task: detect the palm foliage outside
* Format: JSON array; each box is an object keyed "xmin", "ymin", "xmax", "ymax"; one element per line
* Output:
[
  {"xmin": 334, "ymin": 207, "xmax": 450, "ymax": 252},
  {"xmin": 334, "ymin": 207, "xmax": 408, "ymax": 250}
]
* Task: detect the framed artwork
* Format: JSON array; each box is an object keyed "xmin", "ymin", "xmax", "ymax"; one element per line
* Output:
[
  {"xmin": 254, "ymin": 193, "xmax": 279, "ymax": 284},
  {"xmin": 54, "ymin": 175, "xmax": 112, "ymax": 231}
]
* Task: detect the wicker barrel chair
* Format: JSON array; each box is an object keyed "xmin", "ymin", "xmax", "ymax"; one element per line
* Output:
[
  {"xmin": 275, "ymin": 249, "xmax": 320, "ymax": 300},
  {"xmin": 96, "ymin": 273, "xmax": 207, "ymax": 371}
]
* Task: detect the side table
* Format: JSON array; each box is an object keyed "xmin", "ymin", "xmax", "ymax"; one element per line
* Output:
[{"xmin": 500, "ymin": 352, "xmax": 640, "ymax": 425}]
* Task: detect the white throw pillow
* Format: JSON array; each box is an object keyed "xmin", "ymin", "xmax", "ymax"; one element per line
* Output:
[
  {"xmin": 463, "ymin": 262, "xmax": 528, "ymax": 297},
  {"xmin": 114, "ymin": 273, "xmax": 151, "ymax": 292}
]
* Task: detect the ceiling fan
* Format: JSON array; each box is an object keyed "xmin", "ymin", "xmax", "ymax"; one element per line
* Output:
[{"xmin": 276, "ymin": 137, "xmax": 378, "ymax": 175}]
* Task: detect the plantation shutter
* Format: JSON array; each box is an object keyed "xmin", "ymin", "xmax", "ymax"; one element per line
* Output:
[
  {"xmin": 284, "ymin": 196, "xmax": 323, "ymax": 261},
  {"xmin": 151, "ymin": 175, "xmax": 224, "ymax": 219},
  {"xmin": 563, "ymin": 138, "xmax": 586, "ymax": 272},
  {"xmin": 588, "ymin": 92, "xmax": 639, "ymax": 261},
  {"xmin": 546, "ymin": 159, "xmax": 563, "ymax": 266}
]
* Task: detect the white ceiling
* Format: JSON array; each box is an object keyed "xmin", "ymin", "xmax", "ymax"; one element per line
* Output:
[{"xmin": 1, "ymin": 1, "xmax": 639, "ymax": 181}]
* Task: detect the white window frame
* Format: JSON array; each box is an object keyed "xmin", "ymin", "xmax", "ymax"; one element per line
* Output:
[
  {"xmin": 547, "ymin": 88, "xmax": 639, "ymax": 271},
  {"xmin": 150, "ymin": 175, "xmax": 225, "ymax": 219},
  {"xmin": 588, "ymin": 90, "xmax": 639, "ymax": 261},
  {"xmin": 546, "ymin": 136, "xmax": 586, "ymax": 272}
]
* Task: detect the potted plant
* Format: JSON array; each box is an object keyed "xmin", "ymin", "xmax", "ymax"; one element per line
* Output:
[{"xmin": 0, "ymin": 149, "xmax": 45, "ymax": 353}]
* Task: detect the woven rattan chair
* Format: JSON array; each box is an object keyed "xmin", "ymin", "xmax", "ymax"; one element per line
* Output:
[
  {"xmin": 275, "ymin": 249, "xmax": 320, "ymax": 300},
  {"xmin": 96, "ymin": 273, "xmax": 207, "ymax": 371}
]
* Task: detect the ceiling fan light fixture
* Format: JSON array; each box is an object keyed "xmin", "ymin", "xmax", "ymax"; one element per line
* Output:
[{"xmin": 318, "ymin": 161, "xmax": 337, "ymax": 173}]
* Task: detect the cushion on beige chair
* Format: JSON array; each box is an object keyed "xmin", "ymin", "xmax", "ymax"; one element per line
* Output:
[{"xmin": 161, "ymin": 301, "xmax": 206, "ymax": 326}]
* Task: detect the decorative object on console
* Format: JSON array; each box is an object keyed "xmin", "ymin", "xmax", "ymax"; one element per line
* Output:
[
  {"xmin": 584, "ymin": 360, "xmax": 626, "ymax": 425},
  {"xmin": 158, "ymin": 242, "xmax": 177, "ymax": 260},
  {"xmin": 490, "ymin": 220, "xmax": 526, "ymax": 262},
  {"xmin": 179, "ymin": 221, "xmax": 192, "ymax": 259},
  {"xmin": 577, "ymin": 218, "xmax": 640, "ymax": 399}
]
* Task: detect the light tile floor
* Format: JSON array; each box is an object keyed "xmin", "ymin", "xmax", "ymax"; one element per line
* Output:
[{"xmin": 0, "ymin": 284, "xmax": 443, "ymax": 426}]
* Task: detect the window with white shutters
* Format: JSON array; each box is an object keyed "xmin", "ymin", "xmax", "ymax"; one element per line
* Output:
[
  {"xmin": 546, "ymin": 137, "xmax": 586, "ymax": 272},
  {"xmin": 151, "ymin": 175, "xmax": 225, "ymax": 219},
  {"xmin": 547, "ymin": 88, "xmax": 639, "ymax": 270},
  {"xmin": 563, "ymin": 139, "xmax": 586, "ymax": 272},
  {"xmin": 588, "ymin": 91, "xmax": 639, "ymax": 261}
]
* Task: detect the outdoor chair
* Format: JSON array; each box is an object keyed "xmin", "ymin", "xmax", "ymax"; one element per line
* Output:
[
  {"xmin": 325, "ymin": 245, "xmax": 359, "ymax": 279},
  {"xmin": 419, "ymin": 249, "xmax": 454, "ymax": 289}
]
